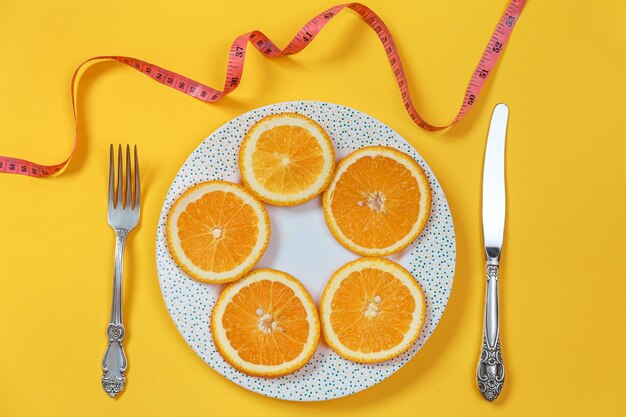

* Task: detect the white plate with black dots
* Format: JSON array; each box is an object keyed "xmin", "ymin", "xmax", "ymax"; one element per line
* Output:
[{"xmin": 156, "ymin": 101, "xmax": 456, "ymax": 401}]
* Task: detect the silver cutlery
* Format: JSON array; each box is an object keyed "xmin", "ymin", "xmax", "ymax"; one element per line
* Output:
[
  {"xmin": 477, "ymin": 103, "xmax": 508, "ymax": 401},
  {"xmin": 102, "ymin": 145, "xmax": 140, "ymax": 398}
]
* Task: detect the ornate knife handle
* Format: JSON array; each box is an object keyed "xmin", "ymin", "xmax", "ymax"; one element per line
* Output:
[
  {"xmin": 102, "ymin": 234, "xmax": 128, "ymax": 397},
  {"xmin": 477, "ymin": 261, "xmax": 505, "ymax": 401}
]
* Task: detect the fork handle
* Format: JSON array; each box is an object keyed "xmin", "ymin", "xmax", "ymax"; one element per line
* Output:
[
  {"xmin": 477, "ymin": 261, "xmax": 504, "ymax": 401},
  {"xmin": 102, "ymin": 232, "xmax": 128, "ymax": 397}
]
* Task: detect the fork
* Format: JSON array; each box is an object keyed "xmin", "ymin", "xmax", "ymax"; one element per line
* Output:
[{"xmin": 102, "ymin": 144, "xmax": 140, "ymax": 398}]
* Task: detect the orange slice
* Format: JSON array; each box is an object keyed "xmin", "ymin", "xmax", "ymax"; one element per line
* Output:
[
  {"xmin": 211, "ymin": 269, "xmax": 320, "ymax": 377},
  {"xmin": 239, "ymin": 113, "xmax": 335, "ymax": 206},
  {"xmin": 320, "ymin": 257, "xmax": 425, "ymax": 363},
  {"xmin": 322, "ymin": 146, "xmax": 431, "ymax": 256},
  {"xmin": 166, "ymin": 180, "xmax": 270, "ymax": 284}
]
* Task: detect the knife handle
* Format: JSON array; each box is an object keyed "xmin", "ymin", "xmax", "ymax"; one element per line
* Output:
[{"xmin": 477, "ymin": 261, "xmax": 505, "ymax": 401}]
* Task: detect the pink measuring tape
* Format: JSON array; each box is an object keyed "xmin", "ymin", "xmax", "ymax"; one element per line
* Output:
[{"xmin": 0, "ymin": 1, "xmax": 525, "ymax": 178}]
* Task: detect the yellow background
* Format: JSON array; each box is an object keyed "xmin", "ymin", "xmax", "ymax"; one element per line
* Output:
[{"xmin": 1, "ymin": 0, "xmax": 624, "ymax": 415}]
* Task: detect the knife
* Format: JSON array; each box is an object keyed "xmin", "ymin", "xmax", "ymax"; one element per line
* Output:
[{"xmin": 477, "ymin": 103, "xmax": 508, "ymax": 401}]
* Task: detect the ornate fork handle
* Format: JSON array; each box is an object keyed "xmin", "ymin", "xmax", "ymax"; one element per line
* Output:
[
  {"xmin": 102, "ymin": 232, "xmax": 128, "ymax": 397},
  {"xmin": 477, "ymin": 262, "xmax": 505, "ymax": 401}
]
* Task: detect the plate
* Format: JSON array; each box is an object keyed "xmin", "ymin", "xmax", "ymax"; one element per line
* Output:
[{"xmin": 156, "ymin": 101, "xmax": 456, "ymax": 401}]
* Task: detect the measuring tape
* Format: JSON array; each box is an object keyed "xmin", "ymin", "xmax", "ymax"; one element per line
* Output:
[{"xmin": 0, "ymin": 1, "xmax": 525, "ymax": 178}]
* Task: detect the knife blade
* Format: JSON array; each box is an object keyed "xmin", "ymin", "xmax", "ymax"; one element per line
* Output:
[
  {"xmin": 482, "ymin": 103, "xmax": 508, "ymax": 257},
  {"xmin": 476, "ymin": 103, "xmax": 508, "ymax": 401}
]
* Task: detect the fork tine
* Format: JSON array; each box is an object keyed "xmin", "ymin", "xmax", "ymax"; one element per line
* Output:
[
  {"xmin": 125, "ymin": 145, "xmax": 132, "ymax": 209},
  {"xmin": 134, "ymin": 145, "xmax": 140, "ymax": 209},
  {"xmin": 108, "ymin": 145, "xmax": 114, "ymax": 208},
  {"xmin": 117, "ymin": 144, "xmax": 123, "ymax": 208}
]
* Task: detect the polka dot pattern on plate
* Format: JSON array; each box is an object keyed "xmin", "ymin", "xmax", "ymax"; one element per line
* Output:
[{"xmin": 156, "ymin": 101, "xmax": 456, "ymax": 401}]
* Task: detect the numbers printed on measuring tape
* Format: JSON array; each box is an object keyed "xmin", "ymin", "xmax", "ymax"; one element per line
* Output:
[{"xmin": 0, "ymin": 1, "xmax": 526, "ymax": 178}]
